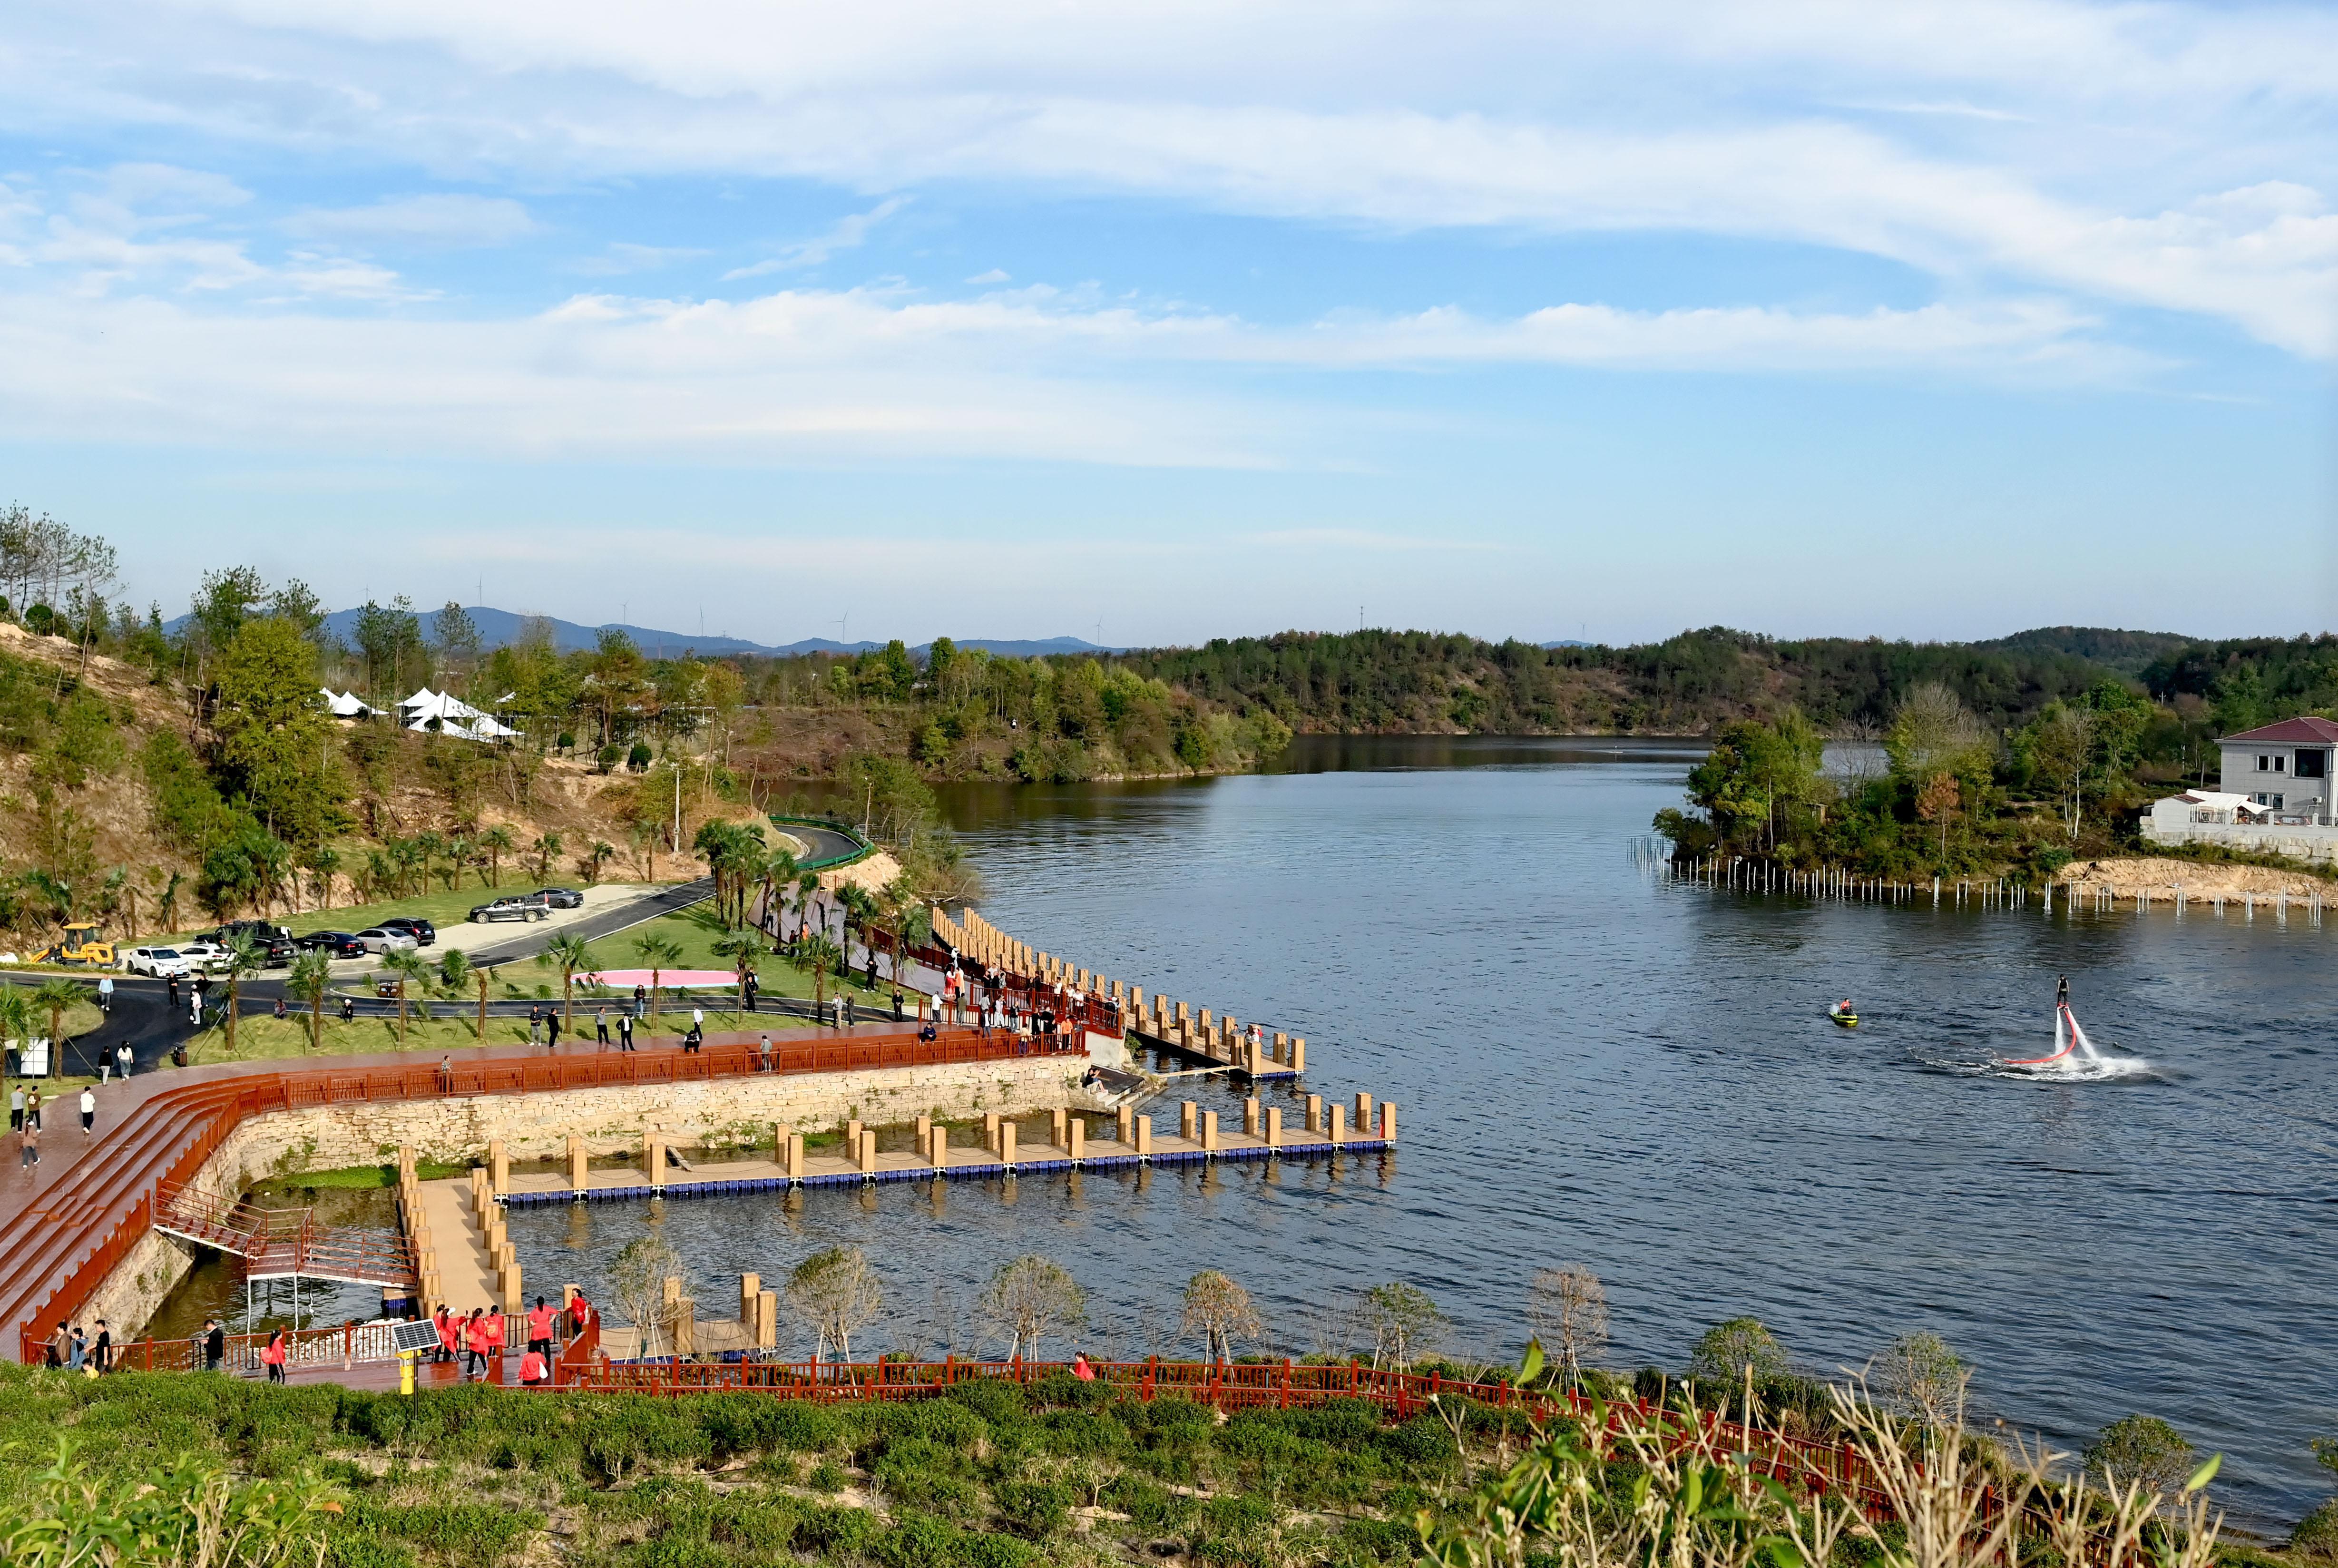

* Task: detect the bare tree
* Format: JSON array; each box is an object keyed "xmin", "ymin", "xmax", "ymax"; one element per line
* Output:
[
  {"xmin": 1363, "ymin": 1281, "xmax": 1448, "ymax": 1372},
  {"xmin": 1526, "ymin": 1266, "xmax": 1609, "ymax": 1383},
  {"xmin": 784, "ymin": 1245, "xmax": 883, "ymax": 1364},
  {"xmin": 1181, "ymin": 1270, "xmax": 1265, "ymax": 1363},
  {"xmin": 610, "ymin": 1234, "xmax": 684, "ymax": 1358},
  {"xmin": 1304, "ymin": 1288, "xmax": 1366, "ymax": 1362},
  {"xmin": 1875, "ymin": 1330, "xmax": 1968, "ymax": 1435},
  {"xmin": 978, "ymin": 1254, "xmax": 1086, "ymax": 1363}
]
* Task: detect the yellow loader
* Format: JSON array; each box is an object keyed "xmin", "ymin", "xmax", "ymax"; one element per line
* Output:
[{"xmin": 36, "ymin": 921, "xmax": 116, "ymax": 967}]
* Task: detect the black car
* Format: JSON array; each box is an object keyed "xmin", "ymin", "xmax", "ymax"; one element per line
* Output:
[
  {"xmin": 533, "ymin": 887, "xmax": 584, "ymax": 909},
  {"xmin": 295, "ymin": 930, "xmax": 368, "ymax": 959},
  {"xmin": 470, "ymin": 897, "xmax": 549, "ymax": 923},
  {"xmin": 378, "ymin": 917, "xmax": 437, "ymax": 947},
  {"xmin": 207, "ymin": 921, "xmax": 295, "ymax": 966}
]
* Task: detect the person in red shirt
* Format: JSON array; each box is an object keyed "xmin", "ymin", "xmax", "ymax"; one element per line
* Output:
[
  {"xmin": 1072, "ymin": 1350, "xmax": 1095, "ymax": 1382},
  {"xmin": 435, "ymin": 1306, "xmax": 458, "ymax": 1363},
  {"xmin": 262, "ymin": 1329, "xmax": 288, "ymax": 1383},
  {"xmin": 483, "ymin": 1307, "xmax": 507, "ymax": 1378},
  {"xmin": 527, "ymin": 1295, "xmax": 556, "ymax": 1356},
  {"xmin": 566, "ymin": 1290, "xmax": 593, "ymax": 1338},
  {"xmin": 462, "ymin": 1309, "xmax": 489, "ymax": 1380},
  {"xmin": 518, "ymin": 1346, "xmax": 550, "ymax": 1385}
]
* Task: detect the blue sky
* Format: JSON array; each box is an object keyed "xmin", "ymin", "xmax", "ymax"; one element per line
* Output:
[{"xmin": 0, "ymin": 0, "xmax": 2332, "ymax": 647}]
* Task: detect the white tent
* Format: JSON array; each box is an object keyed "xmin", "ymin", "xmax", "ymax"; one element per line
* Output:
[
  {"xmin": 397, "ymin": 686, "xmax": 522, "ymax": 742},
  {"xmin": 319, "ymin": 687, "xmax": 382, "ymax": 718}
]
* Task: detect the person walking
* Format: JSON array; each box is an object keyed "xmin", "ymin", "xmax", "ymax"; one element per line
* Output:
[
  {"xmin": 483, "ymin": 1306, "xmax": 507, "ymax": 1379},
  {"xmin": 47, "ymin": 1322, "xmax": 68, "ymax": 1367},
  {"xmin": 20, "ymin": 1118, "xmax": 38, "ymax": 1170},
  {"xmin": 743, "ymin": 971, "xmax": 758, "ymax": 1012},
  {"xmin": 595, "ymin": 1007, "xmax": 610, "ymax": 1048},
  {"xmin": 891, "ymin": 989, "xmax": 904, "ymax": 1023},
  {"xmin": 462, "ymin": 1308, "xmax": 489, "ymax": 1380},
  {"xmin": 9, "ymin": 1085, "xmax": 22, "ymax": 1135},
  {"xmin": 690, "ymin": 1004, "xmax": 703, "ymax": 1034},
  {"xmin": 435, "ymin": 1306, "xmax": 458, "ymax": 1364},
  {"xmin": 618, "ymin": 1012, "xmax": 634, "ymax": 1051},
  {"xmin": 528, "ymin": 1005, "xmax": 542, "ymax": 1046},
  {"xmin": 97, "ymin": 975, "xmax": 113, "ymax": 1015},
  {"xmin": 632, "ymin": 983, "xmax": 646, "ymax": 1019},
  {"xmin": 91, "ymin": 1319, "xmax": 110, "ymax": 1373},
  {"xmin": 25, "ymin": 1089, "xmax": 40, "ymax": 1131},
  {"xmin": 527, "ymin": 1295, "xmax": 556, "ymax": 1357},
  {"xmin": 79, "ymin": 1085, "xmax": 94, "ymax": 1137},
  {"xmin": 757, "ymin": 1033, "xmax": 772, "ymax": 1072},
  {"xmin": 545, "ymin": 1010, "xmax": 561, "ymax": 1050},
  {"xmin": 165, "ymin": 972, "xmax": 179, "ymax": 1010},
  {"xmin": 68, "ymin": 1324, "xmax": 86, "ymax": 1372},
  {"xmin": 188, "ymin": 988, "xmax": 202, "ymax": 1028},
  {"xmin": 261, "ymin": 1329, "xmax": 287, "ymax": 1383},
  {"xmin": 436, "ymin": 1056, "xmax": 453, "ymax": 1093},
  {"xmin": 518, "ymin": 1345, "xmax": 550, "ymax": 1386},
  {"xmin": 203, "ymin": 1318, "xmax": 225, "ymax": 1372},
  {"xmin": 114, "ymin": 1041, "xmax": 131, "ymax": 1080},
  {"xmin": 830, "ymin": 994, "xmax": 843, "ymax": 1029}
]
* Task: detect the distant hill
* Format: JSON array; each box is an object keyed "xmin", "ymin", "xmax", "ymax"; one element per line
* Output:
[
  {"xmin": 167, "ymin": 604, "xmax": 1115, "ymax": 661},
  {"xmin": 1968, "ymin": 626, "xmax": 2195, "ymax": 676}
]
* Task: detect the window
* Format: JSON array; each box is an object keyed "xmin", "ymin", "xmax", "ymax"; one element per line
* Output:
[
  {"xmin": 2276, "ymin": 755, "xmax": 2287, "ymax": 772},
  {"xmin": 2297, "ymin": 749, "xmax": 2327, "ymax": 779},
  {"xmin": 2276, "ymin": 794, "xmax": 2287, "ymax": 809},
  {"xmin": 2259, "ymin": 755, "xmax": 2272, "ymax": 771}
]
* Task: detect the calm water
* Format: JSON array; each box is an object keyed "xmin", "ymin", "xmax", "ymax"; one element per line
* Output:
[{"xmin": 506, "ymin": 738, "xmax": 2338, "ymax": 1528}]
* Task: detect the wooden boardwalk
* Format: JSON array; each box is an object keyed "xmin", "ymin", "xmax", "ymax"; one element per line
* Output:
[{"xmin": 0, "ymin": 1024, "xmax": 1079, "ymax": 1362}]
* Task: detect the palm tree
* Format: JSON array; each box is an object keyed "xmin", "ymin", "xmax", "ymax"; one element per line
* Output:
[
  {"xmin": 381, "ymin": 950, "xmax": 430, "ymax": 1047},
  {"xmin": 583, "ymin": 841, "xmax": 616, "ymax": 885},
  {"xmin": 532, "ymin": 832, "xmax": 564, "ymax": 884},
  {"xmin": 630, "ymin": 933, "xmax": 683, "ymax": 1041},
  {"xmin": 286, "ymin": 951, "xmax": 333, "ymax": 1052},
  {"xmin": 443, "ymin": 834, "xmax": 473, "ymax": 893},
  {"xmin": 884, "ymin": 877, "xmax": 932, "ymax": 987},
  {"xmin": 794, "ymin": 932, "xmax": 840, "ymax": 1015},
  {"xmin": 794, "ymin": 871, "xmax": 821, "ymax": 945},
  {"xmin": 30, "ymin": 978, "xmax": 84, "ymax": 1078},
  {"xmin": 721, "ymin": 935, "xmax": 769, "ymax": 1018},
  {"xmin": 0, "ymin": 987, "xmax": 34, "ymax": 1090},
  {"xmin": 478, "ymin": 826, "xmax": 515, "ymax": 888},
  {"xmin": 538, "ymin": 934, "xmax": 595, "ymax": 1036},
  {"xmin": 388, "ymin": 838, "xmax": 426, "ymax": 898},
  {"xmin": 473, "ymin": 964, "xmax": 494, "ymax": 1042},
  {"xmin": 837, "ymin": 885, "xmax": 877, "ymax": 986},
  {"xmin": 756, "ymin": 849, "xmax": 799, "ymax": 938},
  {"xmin": 416, "ymin": 832, "xmax": 446, "ymax": 894},
  {"xmin": 218, "ymin": 935, "xmax": 265, "ymax": 1056},
  {"xmin": 156, "ymin": 869, "xmax": 182, "ymax": 935},
  {"xmin": 302, "ymin": 846, "xmax": 342, "ymax": 913}
]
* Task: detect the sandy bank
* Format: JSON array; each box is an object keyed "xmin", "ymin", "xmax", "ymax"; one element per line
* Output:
[{"xmin": 2053, "ymin": 856, "xmax": 2333, "ymax": 902}]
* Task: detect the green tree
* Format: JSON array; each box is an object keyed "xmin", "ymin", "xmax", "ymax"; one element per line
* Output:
[
  {"xmin": 478, "ymin": 826, "xmax": 515, "ymax": 887},
  {"xmin": 630, "ymin": 932, "xmax": 683, "ymax": 1040},
  {"xmin": 285, "ymin": 950, "xmax": 333, "ymax": 1052},
  {"xmin": 211, "ymin": 616, "xmax": 346, "ymax": 847},
  {"xmin": 2085, "ymin": 1414, "xmax": 2194, "ymax": 1498},
  {"xmin": 1671, "ymin": 712, "xmax": 1825, "ymax": 855},
  {"xmin": 30, "ymin": 978, "xmax": 84, "ymax": 1078},
  {"xmin": 198, "ymin": 820, "xmax": 286, "ymax": 921},
  {"xmin": 1688, "ymin": 1316, "xmax": 1786, "ymax": 1387},
  {"xmin": 217, "ymin": 935, "xmax": 265, "ymax": 1056},
  {"xmin": 786, "ymin": 1245, "xmax": 883, "ymax": 1364},
  {"xmin": 380, "ymin": 949, "xmax": 430, "ymax": 1047},
  {"xmin": 794, "ymin": 931, "xmax": 841, "ymax": 1013},
  {"xmin": 582, "ymin": 840, "xmax": 616, "ymax": 884},
  {"xmin": 537, "ymin": 933, "xmax": 594, "ymax": 1035}
]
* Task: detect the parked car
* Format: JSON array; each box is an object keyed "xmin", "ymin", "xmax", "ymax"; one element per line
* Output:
[
  {"xmin": 295, "ymin": 930, "xmax": 368, "ymax": 959},
  {"xmin": 124, "ymin": 946, "xmax": 192, "ymax": 978},
  {"xmin": 532, "ymin": 887, "xmax": 584, "ymax": 909},
  {"xmin": 378, "ymin": 917, "xmax": 436, "ymax": 947},
  {"xmin": 470, "ymin": 897, "xmax": 550, "ymax": 924},
  {"xmin": 206, "ymin": 921, "xmax": 295, "ymax": 966},
  {"xmin": 172, "ymin": 941, "xmax": 230, "ymax": 974},
  {"xmin": 354, "ymin": 928, "xmax": 420, "ymax": 955}
]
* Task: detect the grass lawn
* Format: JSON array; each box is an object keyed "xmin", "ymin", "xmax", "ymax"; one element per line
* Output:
[
  {"xmin": 154, "ymin": 878, "xmax": 675, "ymax": 945},
  {"xmin": 574, "ymin": 904, "xmax": 918, "ymax": 1008}
]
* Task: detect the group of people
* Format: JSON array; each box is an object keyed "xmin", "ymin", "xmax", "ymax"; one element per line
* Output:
[
  {"xmin": 425, "ymin": 1292, "xmax": 589, "ymax": 1385},
  {"xmin": 11, "ymin": 1083, "xmax": 102, "ymax": 1170},
  {"xmin": 43, "ymin": 1316, "xmax": 112, "ymax": 1373}
]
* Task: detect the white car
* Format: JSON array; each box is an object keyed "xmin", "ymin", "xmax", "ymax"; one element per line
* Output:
[
  {"xmin": 354, "ymin": 928, "xmax": 420, "ymax": 955},
  {"xmin": 124, "ymin": 946, "xmax": 193, "ymax": 978},
  {"xmin": 172, "ymin": 941, "xmax": 231, "ymax": 974}
]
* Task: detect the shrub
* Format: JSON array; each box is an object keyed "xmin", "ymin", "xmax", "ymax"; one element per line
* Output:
[
  {"xmin": 583, "ymin": 1399, "xmax": 712, "ymax": 1478},
  {"xmin": 945, "ymin": 1377, "xmax": 1028, "ymax": 1428},
  {"xmin": 991, "ymin": 1477, "xmax": 1075, "ymax": 1539},
  {"xmin": 709, "ymin": 1497, "xmax": 803, "ymax": 1552},
  {"xmin": 806, "ymin": 1458, "xmax": 847, "ymax": 1494},
  {"xmin": 2084, "ymin": 1414, "xmax": 2193, "ymax": 1495},
  {"xmin": 875, "ymin": 1511, "xmax": 962, "ymax": 1568},
  {"xmin": 1289, "ymin": 1398, "xmax": 1380, "ymax": 1447},
  {"xmin": 627, "ymin": 742, "xmax": 653, "ymax": 772},
  {"xmin": 1374, "ymin": 1415, "xmax": 1458, "ymax": 1467},
  {"xmin": 1034, "ymin": 1409, "xmax": 1126, "ymax": 1459},
  {"xmin": 799, "ymin": 1504, "xmax": 875, "ymax": 1554},
  {"xmin": 1689, "ymin": 1318, "xmax": 1787, "ymax": 1385},
  {"xmin": 1105, "ymin": 1474, "xmax": 1191, "ymax": 1536},
  {"xmin": 1340, "ymin": 1514, "xmax": 1418, "ymax": 1562},
  {"xmin": 2294, "ymin": 1500, "xmax": 2338, "ymax": 1561}
]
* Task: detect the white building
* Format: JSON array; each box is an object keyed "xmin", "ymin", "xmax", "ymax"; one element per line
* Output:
[{"xmin": 2142, "ymin": 715, "xmax": 2338, "ymax": 856}]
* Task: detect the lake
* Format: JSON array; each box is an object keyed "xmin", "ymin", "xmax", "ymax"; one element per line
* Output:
[{"xmin": 507, "ymin": 736, "xmax": 2337, "ymax": 1529}]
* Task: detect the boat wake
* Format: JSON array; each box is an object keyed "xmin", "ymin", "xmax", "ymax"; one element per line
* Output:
[{"xmin": 1989, "ymin": 1000, "xmax": 2153, "ymax": 1082}]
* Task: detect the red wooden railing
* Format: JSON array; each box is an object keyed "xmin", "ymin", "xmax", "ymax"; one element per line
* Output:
[{"xmin": 8, "ymin": 1026, "xmax": 1083, "ymax": 1362}]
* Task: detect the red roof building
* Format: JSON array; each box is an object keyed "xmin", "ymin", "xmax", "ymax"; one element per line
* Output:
[{"xmin": 2218, "ymin": 717, "xmax": 2338, "ymax": 822}]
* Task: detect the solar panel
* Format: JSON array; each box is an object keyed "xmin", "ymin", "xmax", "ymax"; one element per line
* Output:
[{"xmin": 390, "ymin": 1320, "xmax": 441, "ymax": 1354}]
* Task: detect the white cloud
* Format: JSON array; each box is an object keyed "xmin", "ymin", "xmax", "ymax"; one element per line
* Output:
[
  {"xmin": 568, "ymin": 240, "xmax": 708, "ymax": 275},
  {"xmin": 966, "ymin": 268, "xmax": 1011, "ymax": 284},
  {"xmin": 280, "ymin": 193, "xmax": 538, "ymax": 247},
  {"xmin": 724, "ymin": 196, "xmax": 909, "ymax": 278}
]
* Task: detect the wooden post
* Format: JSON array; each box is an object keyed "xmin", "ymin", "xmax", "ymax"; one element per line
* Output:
[
  {"xmin": 915, "ymin": 1113, "xmax": 931, "ymax": 1147},
  {"xmin": 858, "ymin": 1129, "xmax": 877, "ymax": 1176},
  {"xmin": 1051, "ymin": 1106, "xmax": 1067, "ymax": 1150},
  {"xmin": 928, "ymin": 1122, "xmax": 948, "ymax": 1171},
  {"xmin": 488, "ymin": 1139, "xmax": 508, "ymax": 1196},
  {"xmin": 1354, "ymin": 1092, "xmax": 1373, "ymax": 1132},
  {"xmin": 1000, "ymin": 1121, "xmax": 1018, "ymax": 1168},
  {"xmin": 1243, "ymin": 1098, "xmax": 1261, "ymax": 1137},
  {"xmin": 1201, "ymin": 1111, "xmax": 1220, "ymax": 1154},
  {"xmin": 984, "ymin": 1111, "xmax": 1001, "ymax": 1155},
  {"xmin": 756, "ymin": 1290, "xmax": 778, "ymax": 1349},
  {"xmin": 1305, "ymin": 1094, "xmax": 1322, "ymax": 1133},
  {"xmin": 501, "ymin": 1252, "xmax": 522, "ymax": 1314},
  {"xmin": 1380, "ymin": 1103, "xmax": 1397, "ymax": 1141},
  {"xmin": 1328, "ymin": 1105, "xmax": 1346, "ymax": 1145},
  {"xmin": 1180, "ymin": 1101, "xmax": 1197, "ymax": 1140},
  {"xmin": 646, "ymin": 1132, "xmax": 665, "ymax": 1189},
  {"xmin": 847, "ymin": 1117, "xmax": 862, "ymax": 1152},
  {"xmin": 1117, "ymin": 1104, "xmax": 1134, "ymax": 1143},
  {"xmin": 786, "ymin": 1131, "xmax": 805, "ymax": 1181},
  {"xmin": 567, "ymin": 1134, "xmax": 588, "ymax": 1195},
  {"xmin": 672, "ymin": 1299, "xmax": 695, "ymax": 1355},
  {"xmin": 1264, "ymin": 1106, "xmax": 1282, "ymax": 1147},
  {"xmin": 741, "ymin": 1273, "xmax": 760, "ymax": 1328},
  {"xmin": 1134, "ymin": 1116, "xmax": 1152, "ymax": 1156},
  {"xmin": 1068, "ymin": 1117, "xmax": 1085, "ymax": 1162}
]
